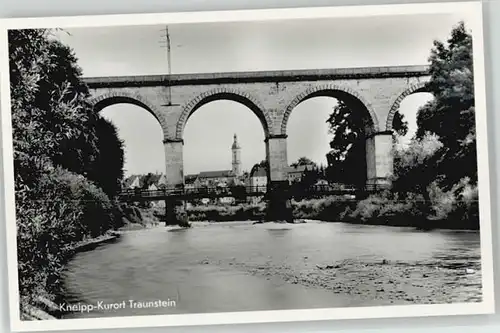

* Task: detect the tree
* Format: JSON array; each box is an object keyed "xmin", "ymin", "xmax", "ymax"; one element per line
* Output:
[
  {"xmin": 291, "ymin": 157, "xmax": 316, "ymax": 168},
  {"xmin": 392, "ymin": 133, "xmax": 443, "ymax": 193},
  {"xmin": 87, "ymin": 118, "xmax": 125, "ymax": 198},
  {"xmin": 415, "ymin": 21, "xmax": 476, "ymax": 189},
  {"xmin": 325, "ymin": 100, "xmax": 408, "ymax": 187},
  {"xmin": 141, "ymin": 173, "xmax": 156, "ymax": 189},
  {"xmin": 9, "ymin": 29, "xmax": 100, "ymax": 189},
  {"xmin": 301, "ymin": 167, "xmax": 321, "ymax": 186},
  {"xmin": 9, "ymin": 28, "xmax": 125, "ymax": 310},
  {"xmin": 250, "ymin": 160, "xmax": 268, "ymax": 176}
]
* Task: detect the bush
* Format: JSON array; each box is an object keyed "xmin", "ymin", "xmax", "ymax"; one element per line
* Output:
[
  {"xmin": 428, "ymin": 177, "xmax": 479, "ymax": 229},
  {"xmin": 186, "ymin": 203, "xmax": 266, "ymax": 222},
  {"xmin": 292, "ymin": 196, "xmax": 357, "ymax": 221},
  {"xmin": 16, "ymin": 167, "xmax": 117, "ymax": 307}
]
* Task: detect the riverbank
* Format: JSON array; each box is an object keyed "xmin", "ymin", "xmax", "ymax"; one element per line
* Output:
[
  {"xmin": 186, "ymin": 202, "xmax": 266, "ymax": 222},
  {"xmin": 292, "ymin": 194, "xmax": 479, "ymax": 231},
  {"xmin": 20, "ymin": 202, "xmax": 164, "ymax": 321},
  {"xmin": 21, "ymin": 231, "xmax": 121, "ymax": 320},
  {"xmin": 177, "ymin": 194, "xmax": 479, "ymax": 231}
]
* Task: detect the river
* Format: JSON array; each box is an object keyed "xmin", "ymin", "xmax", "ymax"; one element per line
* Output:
[{"xmin": 61, "ymin": 221, "xmax": 482, "ymax": 319}]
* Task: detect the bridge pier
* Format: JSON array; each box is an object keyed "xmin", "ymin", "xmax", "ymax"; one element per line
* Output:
[
  {"xmin": 165, "ymin": 199, "xmax": 188, "ymax": 226},
  {"xmin": 163, "ymin": 138, "xmax": 189, "ymax": 227},
  {"xmin": 265, "ymin": 181, "xmax": 293, "ymax": 222},
  {"xmin": 365, "ymin": 131, "xmax": 394, "ymax": 188},
  {"xmin": 164, "ymin": 139, "xmax": 184, "ymax": 187},
  {"xmin": 265, "ymin": 135, "xmax": 294, "ymax": 222}
]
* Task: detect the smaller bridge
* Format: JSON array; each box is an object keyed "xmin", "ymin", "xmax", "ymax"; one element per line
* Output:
[{"xmin": 118, "ymin": 184, "xmax": 383, "ymax": 202}]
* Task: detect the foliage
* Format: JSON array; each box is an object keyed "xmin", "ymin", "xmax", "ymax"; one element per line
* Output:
[
  {"xmin": 290, "ymin": 157, "xmax": 316, "ymax": 168},
  {"xmin": 292, "ymin": 197, "xmax": 355, "ymax": 221},
  {"xmin": 186, "ymin": 203, "xmax": 266, "ymax": 222},
  {"xmin": 250, "ymin": 160, "xmax": 268, "ymax": 176},
  {"xmin": 9, "ymin": 29, "xmax": 100, "ymax": 186},
  {"xmin": 16, "ymin": 167, "xmax": 118, "ymax": 306},
  {"xmin": 325, "ymin": 100, "xmax": 408, "ymax": 187},
  {"xmin": 87, "ymin": 118, "xmax": 125, "ymax": 198},
  {"xmin": 140, "ymin": 173, "xmax": 157, "ymax": 189},
  {"xmin": 343, "ymin": 21, "xmax": 479, "ymax": 230},
  {"xmin": 348, "ymin": 191, "xmax": 426, "ymax": 225},
  {"xmin": 392, "ymin": 133, "xmax": 443, "ymax": 193},
  {"xmin": 9, "ymin": 28, "xmax": 127, "ymax": 315},
  {"xmin": 415, "ymin": 21, "xmax": 477, "ymax": 189},
  {"xmin": 427, "ymin": 177, "xmax": 479, "ymax": 226}
]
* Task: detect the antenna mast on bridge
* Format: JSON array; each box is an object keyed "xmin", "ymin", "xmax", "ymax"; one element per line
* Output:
[
  {"xmin": 159, "ymin": 25, "xmax": 179, "ymax": 106},
  {"xmin": 165, "ymin": 25, "xmax": 172, "ymax": 77}
]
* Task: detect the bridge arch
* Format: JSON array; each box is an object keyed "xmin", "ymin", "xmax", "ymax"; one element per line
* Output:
[
  {"xmin": 89, "ymin": 91, "xmax": 167, "ymax": 137},
  {"xmin": 176, "ymin": 88, "xmax": 272, "ymax": 139},
  {"xmin": 281, "ymin": 84, "xmax": 380, "ymax": 135},
  {"xmin": 386, "ymin": 81, "xmax": 430, "ymax": 131}
]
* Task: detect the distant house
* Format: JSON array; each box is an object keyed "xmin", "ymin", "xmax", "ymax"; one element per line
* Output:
[
  {"xmin": 197, "ymin": 170, "xmax": 234, "ymax": 187},
  {"xmin": 249, "ymin": 166, "xmax": 267, "ymax": 191},
  {"xmin": 122, "ymin": 173, "xmax": 168, "ymax": 190},
  {"xmin": 184, "ymin": 174, "xmax": 199, "ymax": 190},
  {"xmin": 123, "ymin": 175, "xmax": 141, "ymax": 189},
  {"xmin": 286, "ymin": 164, "xmax": 316, "ymax": 184},
  {"xmin": 157, "ymin": 174, "xmax": 168, "ymax": 188}
]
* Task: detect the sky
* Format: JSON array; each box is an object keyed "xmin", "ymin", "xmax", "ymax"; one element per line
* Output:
[{"xmin": 53, "ymin": 12, "xmax": 467, "ymax": 176}]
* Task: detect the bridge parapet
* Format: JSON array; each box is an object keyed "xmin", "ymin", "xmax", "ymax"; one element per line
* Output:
[
  {"xmin": 82, "ymin": 65, "xmax": 430, "ymax": 88},
  {"xmin": 118, "ymin": 184, "xmax": 389, "ymax": 202}
]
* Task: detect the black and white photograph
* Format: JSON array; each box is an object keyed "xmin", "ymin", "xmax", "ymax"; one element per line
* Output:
[{"xmin": 0, "ymin": 1, "xmax": 495, "ymax": 331}]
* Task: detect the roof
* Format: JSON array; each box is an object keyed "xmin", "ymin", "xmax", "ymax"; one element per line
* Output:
[
  {"xmin": 123, "ymin": 175, "xmax": 140, "ymax": 188},
  {"xmin": 285, "ymin": 164, "xmax": 315, "ymax": 174},
  {"xmin": 185, "ymin": 174, "xmax": 199, "ymax": 184},
  {"xmin": 198, "ymin": 170, "xmax": 233, "ymax": 178},
  {"xmin": 123, "ymin": 173, "xmax": 167, "ymax": 188}
]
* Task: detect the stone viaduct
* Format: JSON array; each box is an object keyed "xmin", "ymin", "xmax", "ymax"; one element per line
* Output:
[{"xmin": 83, "ymin": 65, "xmax": 431, "ymax": 195}]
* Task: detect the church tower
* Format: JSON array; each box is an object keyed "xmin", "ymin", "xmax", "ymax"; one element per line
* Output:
[{"xmin": 231, "ymin": 133, "xmax": 242, "ymax": 176}]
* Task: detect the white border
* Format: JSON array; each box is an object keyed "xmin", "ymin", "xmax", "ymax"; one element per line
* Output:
[{"xmin": 0, "ymin": 1, "xmax": 495, "ymax": 332}]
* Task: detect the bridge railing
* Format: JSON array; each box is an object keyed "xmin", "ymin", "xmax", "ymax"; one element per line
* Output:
[
  {"xmin": 119, "ymin": 183, "xmax": 388, "ymax": 200},
  {"xmin": 119, "ymin": 185, "xmax": 269, "ymax": 198}
]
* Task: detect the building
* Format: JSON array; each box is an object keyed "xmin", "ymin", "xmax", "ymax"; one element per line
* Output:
[
  {"xmin": 184, "ymin": 174, "xmax": 199, "ymax": 190},
  {"xmin": 156, "ymin": 174, "xmax": 168, "ymax": 188},
  {"xmin": 231, "ymin": 133, "xmax": 242, "ymax": 176},
  {"xmin": 186, "ymin": 134, "xmax": 245, "ymax": 188},
  {"xmin": 249, "ymin": 166, "xmax": 267, "ymax": 191},
  {"xmin": 124, "ymin": 136, "xmax": 323, "ymax": 197},
  {"xmin": 197, "ymin": 170, "xmax": 234, "ymax": 187},
  {"xmin": 285, "ymin": 164, "xmax": 316, "ymax": 184},
  {"xmin": 122, "ymin": 173, "xmax": 166, "ymax": 190},
  {"xmin": 123, "ymin": 175, "xmax": 141, "ymax": 189},
  {"xmin": 123, "ymin": 135, "xmax": 246, "ymax": 192}
]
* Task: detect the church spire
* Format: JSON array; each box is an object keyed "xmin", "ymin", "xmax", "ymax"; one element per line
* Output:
[
  {"xmin": 232, "ymin": 133, "xmax": 240, "ymax": 149},
  {"xmin": 231, "ymin": 133, "xmax": 242, "ymax": 176}
]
